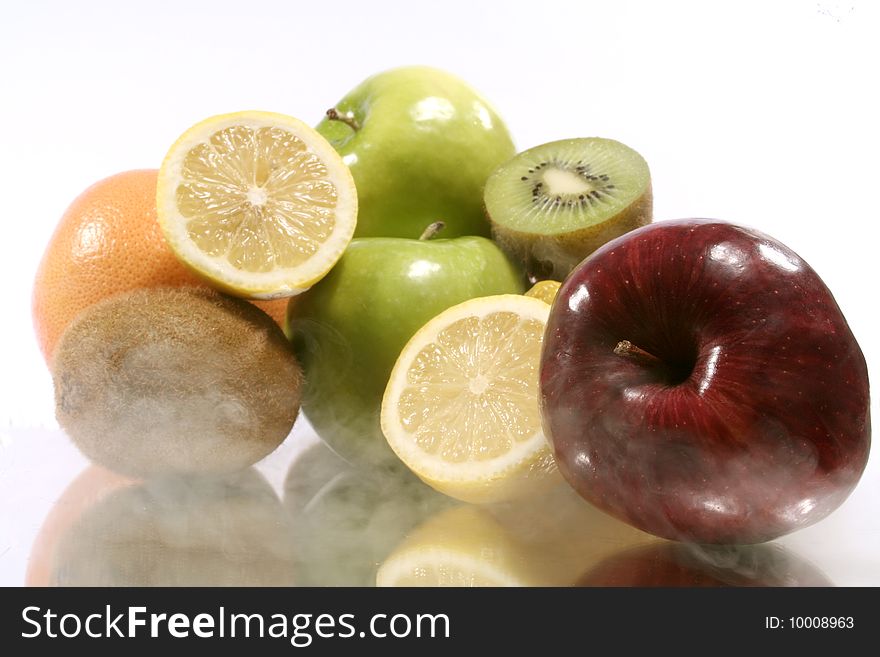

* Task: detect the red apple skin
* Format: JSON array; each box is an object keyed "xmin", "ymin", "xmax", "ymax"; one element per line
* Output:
[{"xmin": 540, "ymin": 219, "xmax": 870, "ymax": 544}]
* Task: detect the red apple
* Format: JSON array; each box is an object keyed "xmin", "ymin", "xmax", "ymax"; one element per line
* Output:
[{"xmin": 540, "ymin": 219, "xmax": 870, "ymax": 544}]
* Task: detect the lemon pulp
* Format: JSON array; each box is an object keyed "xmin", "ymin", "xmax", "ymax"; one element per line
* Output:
[
  {"xmin": 158, "ymin": 111, "xmax": 357, "ymax": 298},
  {"xmin": 381, "ymin": 295, "xmax": 559, "ymax": 503}
]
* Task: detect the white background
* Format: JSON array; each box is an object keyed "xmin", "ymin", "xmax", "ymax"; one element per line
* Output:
[{"xmin": 1, "ymin": 0, "xmax": 878, "ymax": 585}]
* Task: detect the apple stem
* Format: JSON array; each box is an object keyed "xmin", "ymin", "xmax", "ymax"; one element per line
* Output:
[
  {"xmin": 325, "ymin": 107, "xmax": 360, "ymax": 131},
  {"xmin": 419, "ymin": 221, "xmax": 446, "ymax": 241},
  {"xmin": 614, "ymin": 340, "xmax": 663, "ymax": 367}
]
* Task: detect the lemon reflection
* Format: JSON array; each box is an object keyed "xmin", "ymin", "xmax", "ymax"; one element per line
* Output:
[{"xmin": 377, "ymin": 483, "xmax": 657, "ymax": 587}]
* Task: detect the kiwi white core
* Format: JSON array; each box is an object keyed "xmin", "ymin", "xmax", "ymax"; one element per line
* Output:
[{"xmin": 542, "ymin": 168, "xmax": 592, "ymax": 196}]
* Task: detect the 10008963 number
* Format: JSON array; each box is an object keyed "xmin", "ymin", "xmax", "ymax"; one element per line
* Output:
[{"xmin": 790, "ymin": 617, "xmax": 854, "ymax": 629}]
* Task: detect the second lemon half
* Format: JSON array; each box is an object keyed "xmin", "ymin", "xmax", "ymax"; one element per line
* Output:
[
  {"xmin": 381, "ymin": 294, "xmax": 560, "ymax": 503},
  {"xmin": 157, "ymin": 111, "xmax": 357, "ymax": 299}
]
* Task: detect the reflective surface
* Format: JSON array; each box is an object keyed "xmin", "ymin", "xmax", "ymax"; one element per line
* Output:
[
  {"xmin": 5, "ymin": 417, "xmax": 877, "ymax": 587},
  {"xmin": 30, "ymin": 467, "xmax": 295, "ymax": 587},
  {"xmin": 577, "ymin": 542, "xmax": 832, "ymax": 587}
]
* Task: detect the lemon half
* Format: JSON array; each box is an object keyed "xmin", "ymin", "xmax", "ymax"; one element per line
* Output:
[
  {"xmin": 157, "ymin": 111, "xmax": 357, "ymax": 299},
  {"xmin": 381, "ymin": 294, "xmax": 559, "ymax": 504}
]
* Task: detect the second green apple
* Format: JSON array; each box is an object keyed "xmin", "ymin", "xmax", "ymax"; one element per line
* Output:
[
  {"xmin": 317, "ymin": 66, "xmax": 515, "ymax": 238},
  {"xmin": 286, "ymin": 227, "xmax": 525, "ymax": 467}
]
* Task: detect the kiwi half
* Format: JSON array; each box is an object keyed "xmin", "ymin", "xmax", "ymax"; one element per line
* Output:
[
  {"xmin": 485, "ymin": 137, "xmax": 652, "ymax": 280},
  {"xmin": 52, "ymin": 287, "xmax": 303, "ymax": 477}
]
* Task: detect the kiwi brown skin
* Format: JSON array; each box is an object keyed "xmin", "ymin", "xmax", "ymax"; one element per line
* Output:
[
  {"xmin": 52, "ymin": 287, "xmax": 303, "ymax": 478},
  {"xmin": 489, "ymin": 184, "xmax": 652, "ymax": 282}
]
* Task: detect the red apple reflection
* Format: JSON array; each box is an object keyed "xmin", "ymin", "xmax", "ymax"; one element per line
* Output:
[
  {"xmin": 540, "ymin": 219, "xmax": 870, "ymax": 544},
  {"xmin": 577, "ymin": 542, "xmax": 832, "ymax": 587}
]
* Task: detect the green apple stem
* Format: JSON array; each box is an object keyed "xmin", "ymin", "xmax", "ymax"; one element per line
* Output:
[
  {"xmin": 614, "ymin": 340, "xmax": 662, "ymax": 367},
  {"xmin": 325, "ymin": 108, "xmax": 360, "ymax": 131},
  {"xmin": 419, "ymin": 221, "xmax": 446, "ymax": 241}
]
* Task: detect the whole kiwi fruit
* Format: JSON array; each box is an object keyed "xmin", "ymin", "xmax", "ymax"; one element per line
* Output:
[{"xmin": 52, "ymin": 287, "xmax": 302, "ymax": 477}]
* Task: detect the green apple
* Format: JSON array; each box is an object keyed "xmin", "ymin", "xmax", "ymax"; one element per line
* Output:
[
  {"xmin": 316, "ymin": 66, "xmax": 515, "ymax": 238},
  {"xmin": 286, "ymin": 225, "xmax": 525, "ymax": 468}
]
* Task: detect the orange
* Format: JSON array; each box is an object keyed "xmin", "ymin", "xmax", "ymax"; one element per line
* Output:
[{"xmin": 32, "ymin": 169, "xmax": 288, "ymax": 365}]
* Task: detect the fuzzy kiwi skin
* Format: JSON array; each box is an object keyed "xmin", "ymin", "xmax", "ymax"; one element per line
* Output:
[
  {"xmin": 489, "ymin": 185, "xmax": 652, "ymax": 282},
  {"xmin": 52, "ymin": 287, "xmax": 303, "ymax": 478}
]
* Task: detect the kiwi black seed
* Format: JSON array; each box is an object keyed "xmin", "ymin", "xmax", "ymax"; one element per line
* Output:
[
  {"xmin": 52, "ymin": 287, "xmax": 303, "ymax": 478},
  {"xmin": 484, "ymin": 137, "xmax": 652, "ymax": 281}
]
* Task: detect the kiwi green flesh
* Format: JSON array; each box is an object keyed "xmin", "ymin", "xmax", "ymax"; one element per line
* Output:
[
  {"xmin": 484, "ymin": 138, "xmax": 651, "ymax": 235},
  {"xmin": 491, "ymin": 186, "xmax": 651, "ymax": 282}
]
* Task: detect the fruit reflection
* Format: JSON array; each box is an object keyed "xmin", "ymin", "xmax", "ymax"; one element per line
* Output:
[
  {"xmin": 377, "ymin": 483, "xmax": 656, "ymax": 587},
  {"xmin": 577, "ymin": 541, "xmax": 832, "ymax": 587},
  {"xmin": 284, "ymin": 441, "xmax": 452, "ymax": 586},
  {"xmin": 29, "ymin": 466, "xmax": 295, "ymax": 586},
  {"xmin": 27, "ymin": 465, "xmax": 135, "ymax": 587}
]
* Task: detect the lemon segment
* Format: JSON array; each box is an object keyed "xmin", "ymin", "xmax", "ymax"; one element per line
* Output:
[
  {"xmin": 381, "ymin": 294, "xmax": 559, "ymax": 504},
  {"xmin": 525, "ymin": 280, "xmax": 561, "ymax": 305},
  {"xmin": 157, "ymin": 111, "xmax": 357, "ymax": 298}
]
